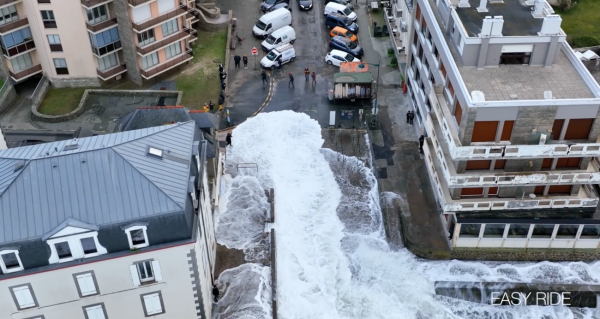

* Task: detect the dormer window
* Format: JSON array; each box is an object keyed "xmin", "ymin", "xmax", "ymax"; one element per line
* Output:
[
  {"xmin": 43, "ymin": 219, "xmax": 107, "ymax": 264},
  {"xmin": 124, "ymin": 224, "xmax": 149, "ymax": 249},
  {"xmin": 54, "ymin": 242, "xmax": 72, "ymax": 259},
  {"xmin": 148, "ymin": 146, "xmax": 163, "ymax": 158},
  {"xmin": 0, "ymin": 249, "xmax": 24, "ymax": 273}
]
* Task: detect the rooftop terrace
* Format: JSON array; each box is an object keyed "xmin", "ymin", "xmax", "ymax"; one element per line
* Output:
[{"xmin": 455, "ymin": 0, "xmax": 543, "ymax": 37}]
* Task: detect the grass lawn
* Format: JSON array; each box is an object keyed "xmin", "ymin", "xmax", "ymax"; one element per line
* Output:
[
  {"xmin": 554, "ymin": 0, "xmax": 600, "ymax": 37},
  {"xmin": 0, "ymin": 78, "xmax": 5, "ymax": 89},
  {"xmin": 175, "ymin": 29, "xmax": 227, "ymax": 110},
  {"xmin": 38, "ymin": 88, "xmax": 90, "ymax": 115}
]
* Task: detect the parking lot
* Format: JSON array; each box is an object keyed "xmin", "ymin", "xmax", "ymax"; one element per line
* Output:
[{"xmin": 218, "ymin": 0, "xmax": 383, "ymax": 128}]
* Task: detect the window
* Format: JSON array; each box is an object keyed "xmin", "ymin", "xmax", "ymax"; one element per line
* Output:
[
  {"xmin": 10, "ymin": 53, "xmax": 33, "ymax": 72},
  {"xmin": 164, "ymin": 42, "xmax": 181, "ymax": 59},
  {"xmin": 459, "ymin": 224, "xmax": 480, "ymax": 238},
  {"xmin": 161, "ymin": 19, "xmax": 179, "ymax": 37},
  {"xmin": 55, "ymin": 241, "xmax": 72, "ymax": 258},
  {"xmin": 500, "ymin": 121, "xmax": 514, "ymax": 141},
  {"xmin": 499, "ymin": 52, "xmax": 530, "ymax": 65},
  {"xmin": 471, "ymin": 121, "xmax": 499, "ymax": 143},
  {"xmin": 53, "ymin": 58, "xmax": 68, "ymax": 75},
  {"xmin": 88, "ymin": 27, "xmax": 121, "ymax": 56},
  {"xmin": 555, "ymin": 225, "xmax": 579, "ymax": 239},
  {"xmin": 2, "ymin": 27, "xmax": 32, "ymax": 49},
  {"xmin": 129, "ymin": 260, "xmax": 162, "ymax": 286},
  {"xmin": 40, "ymin": 10, "xmax": 56, "ymax": 28},
  {"xmin": 564, "ymin": 118, "xmax": 594, "ymax": 140},
  {"xmin": 124, "ymin": 225, "xmax": 149, "ymax": 248},
  {"xmin": 454, "ymin": 100, "xmax": 462, "ymax": 127},
  {"xmin": 86, "ymin": 5, "xmax": 107, "ymax": 25},
  {"xmin": 555, "ymin": 157, "xmax": 581, "ymax": 169},
  {"xmin": 47, "ymin": 34, "xmax": 62, "ymax": 52},
  {"xmin": 465, "ymin": 160, "xmax": 491, "ymax": 170},
  {"xmin": 580, "ymin": 225, "xmax": 600, "ymax": 239},
  {"xmin": 461, "ymin": 187, "xmax": 484, "ymax": 197},
  {"xmin": 137, "ymin": 29, "xmax": 155, "ymax": 47},
  {"xmin": 97, "ymin": 53, "xmax": 118, "ymax": 71},
  {"xmin": 141, "ymin": 52, "xmax": 159, "ymax": 70},
  {"xmin": 482, "ymin": 224, "xmax": 505, "ymax": 238},
  {"xmin": 548, "ymin": 185, "xmax": 572, "ymax": 195},
  {"xmin": 10, "ymin": 284, "xmax": 38, "ymax": 310},
  {"xmin": 0, "ymin": 5, "xmax": 18, "ymax": 26},
  {"xmin": 507, "ymin": 224, "xmax": 530, "ymax": 238},
  {"xmin": 84, "ymin": 304, "xmax": 107, "ymax": 319},
  {"xmin": 0, "ymin": 250, "xmax": 23, "ymax": 273},
  {"xmin": 80, "ymin": 237, "xmax": 98, "ymax": 255},
  {"xmin": 552, "ymin": 119, "xmax": 564, "ymax": 140},
  {"xmin": 531, "ymin": 224, "xmax": 555, "ymax": 238},
  {"xmin": 74, "ymin": 272, "xmax": 99, "ymax": 297},
  {"xmin": 141, "ymin": 292, "xmax": 165, "ymax": 316}
]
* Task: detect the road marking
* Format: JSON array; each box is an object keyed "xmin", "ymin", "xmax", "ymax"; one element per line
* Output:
[{"xmin": 252, "ymin": 71, "xmax": 274, "ymax": 116}]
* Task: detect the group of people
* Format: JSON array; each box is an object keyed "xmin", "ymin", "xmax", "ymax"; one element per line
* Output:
[
  {"xmin": 286, "ymin": 67, "xmax": 317, "ymax": 88},
  {"xmin": 406, "ymin": 110, "xmax": 415, "ymax": 126},
  {"xmin": 233, "ymin": 54, "xmax": 249, "ymax": 69}
]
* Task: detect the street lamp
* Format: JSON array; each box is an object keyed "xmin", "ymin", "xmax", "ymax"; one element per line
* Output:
[{"xmin": 358, "ymin": 58, "xmax": 381, "ymax": 128}]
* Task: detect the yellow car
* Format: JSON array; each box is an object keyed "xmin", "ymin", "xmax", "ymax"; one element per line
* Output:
[{"xmin": 330, "ymin": 27, "xmax": 357, "ymax": 42}]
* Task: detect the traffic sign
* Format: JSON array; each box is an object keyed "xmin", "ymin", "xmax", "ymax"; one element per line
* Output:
[{"xmin": 252, "ymin": 47, "xmax": 258, "ymax": 55}]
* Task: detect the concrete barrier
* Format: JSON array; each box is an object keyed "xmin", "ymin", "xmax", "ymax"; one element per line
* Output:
[{"xmin": 0, "ymin": 81, "xmax": 17, "ymax": 114}]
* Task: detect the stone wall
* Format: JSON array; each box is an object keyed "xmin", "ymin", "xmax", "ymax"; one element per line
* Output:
[
  {"xmin": 113, "ymin": 0, "xmax": 143, "ymax": 86},
  {"xmin": 451, "ymin": 247, "xmax": 600, "ymax": 262},
  {"xmin": 30, "ymin": 77, "xmax": 51, "ymax": 122},
  {"xmin": 0, "ymin": 82, "xmax": 17, "ymax": 114},
  {"xmin": 196, "ymin": 7, "xmax": 231, "ymax": 32},
  {"xmin": 458, "ymin": 107, "xmax": 477, "ymax": 146},
  {"xmin": 49, "ymin": 77, "xmax": 101, "ymax": 88},
  {"xmin": 511, "ymin": 106, "xmax": 558, "ymax": 145}
]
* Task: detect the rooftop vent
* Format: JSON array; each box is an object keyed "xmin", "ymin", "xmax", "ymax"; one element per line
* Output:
[
  {"xmin": 13, "ymin": 160, "xmax": 25, "ymax": 172},
  {"xmin": 532, "ymin": 0, "xmax": 545, "ymax": 18},
  {"xmin": 544, "ymin": 91, "xmax": 553, "ymax": 99},
  {"xmin": 477, "ymin": 0, "xmax": 488, "ymax": 12},
  {"xmin": 148, "ymin": 146, "xmax": 164, "ymax": 158},
  {"xmin": 63, "ymin": 142, "xmax": 78, "ymax": 151},
  {"xmin": 471, "ymin": 91, "xmax": 486, "ymax": 102},
  {"xmin": 458, "ymin": 0, "xmax": 470, "ymax": 8}
]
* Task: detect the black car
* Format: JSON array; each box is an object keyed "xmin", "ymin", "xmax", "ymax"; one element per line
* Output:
[
  {"xmin": 298, "ymin": 0, "xmax": 313, "ymax": 10},
  {"xmin": 329, "ymin": 36, "xmax": 363, "ymax": 58},
  {"xmin": 268, "ymin": 2, "xmax": 292, "ymax": 12},
  {"xmin": 325, "ymin": 13, "xmax": 358, "ymax": 33},
  {"xmin": 261, "ymin": 0, "xmax": 290, "ymax": 12}
]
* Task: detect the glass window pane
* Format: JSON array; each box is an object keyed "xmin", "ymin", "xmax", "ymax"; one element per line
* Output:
[
  {"xmin": 21, "ymin": 28, "xmax": 31, "ymax": 40},
  {"xmin": 1, "ymin": 253, "xmax": 19, "ymax": 269},
  {"xmin": 95, "ymin": 33, "xmax": 105, "ymax": 47},
  {"xmin": 4, "ymin": 34, "xmax": 14, "ymax": 47},
  {"xmin": 556, "ymin": 225, "xmax": 579, "ymax": 238},
  {"xmin": 54, "ymin": 242, "xmax": 72, "ymax": 259},
  {"xmin": 459, "ymin": 224, "xmax": 480, "ymax": 238},
  {"xmin": 138, "ymin": 262, "xmax": 147, "ymax": 278},
  {"xmin": 531, "ymin": 224, "xmax": 555, "ymax": 238},
  {"xmin": 80, "ymin": 237, "xmax": 97, "ymax": 254},
  {"xmin": 580, "ymin": 225, "xmax": 600, "ymax": 239},
  {"xmin": 507, "ymin": 224, "xmax": 530, "ymax": 238},
  {"xmin": 130, "ymin": 229, "xmax": 146, "ymax": 245},
  {"xmin": 41, "ymin": 11, "xmax": 47, "ymax": 20},
  {"xmin": 110, "ymin": 28, "xmax": 119, "ymax": 41},
  {"xmin": 483, "ymin": 224, "xmax": 506, "ymax": 238},
  {"xmin": 12, "ymin": 31, "xmax": 22, "ymax": 44}
]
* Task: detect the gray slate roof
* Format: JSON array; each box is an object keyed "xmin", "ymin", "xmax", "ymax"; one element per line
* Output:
[{"xmin": 0, "ymin": 122, "xmax": 196, "ymax": 245}]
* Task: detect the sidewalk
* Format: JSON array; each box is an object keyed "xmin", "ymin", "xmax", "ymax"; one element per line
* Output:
[{"xmin": 356, "ymin": 1, "xmax": 451, "ymax": 258}]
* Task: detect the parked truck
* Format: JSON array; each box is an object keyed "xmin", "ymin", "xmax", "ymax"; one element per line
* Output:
[{"xmin": 330, "ymin": 72, "xmax": 373, "ymax": 102}]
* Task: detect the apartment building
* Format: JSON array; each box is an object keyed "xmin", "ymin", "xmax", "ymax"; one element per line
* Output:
[
  {"xmin": 0, "ymin": 121, "xmax": 217, "ymax": 319},
  {"xmin": 407, "ymin": 0, "xmax": 600, "ymax": 251},
  {"xmin": 0, "ymin": 0, "xmax": 198, "ymax": 87}
]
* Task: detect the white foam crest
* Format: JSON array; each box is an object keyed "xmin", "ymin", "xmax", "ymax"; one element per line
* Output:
[{"xmin": 213, "ymin": 263, "xmax": 271, "ymax": 319}]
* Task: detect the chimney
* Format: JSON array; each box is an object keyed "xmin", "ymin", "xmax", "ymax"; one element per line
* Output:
[
  {"xmin": 490, "ymin": 16, "xmax": 503, "ymax": 36},
  {"xmin": 539, "ymin": 15, "xmax": 562, "ymax": 35},
  {"xmin": 532, "ymin": 0, "xmax": 545, "ymax": 18},
  {"xmin": 480, "ymin": 16, "xmax": 493, "ymax": 36},
  {"xmin": 477, "ymin": 0, "xmax": 488, "ymax": 12},
  {"xmin": 458, "ymin": 0, "xmax": 470, "ymax": 7}
]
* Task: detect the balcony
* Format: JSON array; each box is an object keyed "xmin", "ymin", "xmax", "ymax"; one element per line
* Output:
[
  {"xmin": 81, "ymin": 0, "xmax": 112, "ymax": 9},
  {"xmin": 127, "ymin": 0, "xmax": 153, "ymax": 6},
  {"xmin": 136, "ymin": 27, "xmax": 196, "ymax": 55},
  {"xmin": 9, "ymin": 64, "xmax": 42, "ymax": 81},
  {"xmin": 86, "ymin": 17, "xmax": 118, "ymax": 33},
  {"xmin": 132, "ymin": 4, "xmax": 190, "ymax": 32},
  {"xmin": 2, "ymin": 39, "xmax": 35, "ymax": 58},
  {"xmin": 97, "ymin": 64, "xmax": 127, "ymax": 80},
  {"xmin": 0, "ymin": 17, "xmax": 29, "ymax": 35},
  {"xmin": 140, "ymin": 48, "xmax": 193, "ymax": 79},
  {"xmin": 0, "ymin": 0, "xmax": 21, "ymax": 8}
]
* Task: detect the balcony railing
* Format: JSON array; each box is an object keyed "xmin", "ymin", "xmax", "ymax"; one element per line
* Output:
[
  {"xmin": 9, "ymin": 64, "xmax": 42, "ymax": 81},
  {"xmin": 132, "ymin": 4, "xmax": 190, "ymax": 31},
  {"xmin": 127, "ymin": 0, "xmax": 153, "ymax": 6},
  {"xmin": 427, "ymin": 87, "xmax": 600, "ymax": 160},
  {"xmin": 97, "ymin": 64, "xmax": 127, "ymax": 80},
  {"xmin": 81, "ymin": 0, "xmax": 112, "ymax": 8},
  {"xmin": 0, "ymin": 17, "xmax": 28, "ymax": 35},
  {"xmin": 2, "ymin": 39, "xmax": 35, "ymax": 58},
  {"xmin": 136, "ymin": 27, "xmax": 196, "ymax": 55},
  {"xmin": 0, "ymin": 0, "xmax": 21, "ymax": 7},
  {"xmin": 86, "ymin": 17, "xmax": 118, "ymax": 33},
  {"xmin": 140, "ymin": 48, "xmax": 192, "ymax": 79}
]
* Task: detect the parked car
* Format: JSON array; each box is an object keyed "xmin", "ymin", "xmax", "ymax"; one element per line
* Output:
[
  {"xmin": 329, "ymin": 36, "xmax": 363, "ymax": 57},
  {"xmin": 325, "ymin": 13, "xmax": 358, "ymax": 33},
  {"xmin": 330, "ymin": 26, "xmax": 357, "ymax": 42},
  {"xmin": 326, "ymin": 0, "xmax": 350, "ymax": 5},
  {"xmin": 261, "ymin": 44, "xmax": 296, "ymax": 69},
  {"xmin": 252, "ymin": 8, "xmax": 292, "ymax": 38},
  {"xmin": 261, "ymin": 0, "xmax": 290, "ymax": 12},
  {"xmin": 268, "ymin": 2, "xmax": 292, "ymax": 12},
  {"xmin": 325, "ymin": 49, "xmax": 360, "ymax": 66},
  {"xmin": 324, "ymin": 2, "xmax": 356, "ymax": 22},
  {"xmin": 262, "ymin": 26, "xmax": 296, "ymax": 51},
  {"xmin": 298, "ymin": 0, "xmax": 313, "ymax": 10}
]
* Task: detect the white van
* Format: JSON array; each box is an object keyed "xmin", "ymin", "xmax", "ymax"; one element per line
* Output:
[
  {"xmin": 261, "ymin": 26, "xmax": 296, "ymax": 51},
  {"xmin": 324, "ymin": 3, "xmax": 356, "ymax": 22},
  {"xmin": 252, "ymin": 8, "xmax": 292, "ymax": 39},
  {"xmin": 260, "ymin": 44, "xmax": 296, "ymax": 69}
]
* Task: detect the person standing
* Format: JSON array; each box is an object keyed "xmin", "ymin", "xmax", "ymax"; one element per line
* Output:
[
  {"xmin": 226, "ymin": 133, "xmax": 232, "ymax": 146},
  {"xmin": 219, "ymin": 63, "xmax": 224, "ymax": 73},
  {"xmin": 419, "ymin": 135, "xmax": 425, "ymax": 153},
  {"xmin": 311, "ymin": 72, "xmax": 316, "ymax": 87},
  {"xmin": 261, "ymin": 70, "xmax": 268, "ymax": 85},
  {"xmin": 212, "ymin": 284, "xmax": 220, "ymax": 303},
  {"xmin": 234, "ymin": 54, "xmax": 241, "ymax": 68},
  {"xmin": 406, "ymin": 111, "xmax": 410, "ymax": 124},
  {"xmin": 304, "ymin": 67, "xmax": 310, "ymax": 81},
  {"xmin": 203, "ymin": 103, "xmax": 210, "ymax": 113},
  {"xmin": 288, "ymin": 73, "xmax": 294, "ymax": 88},
  {"xmin": 209, "ymin": 101, "xmax": 215, "ymax": 113},
  {"xmin": 243, "ymin": 54, "xmax": 248, "ymax": 69},
  {"xmin": 276, "ymin": 56, "xmax": 283, "ymax": 73},
  {"xmin": 409, "ymin": 111, "xmax": 415, "ymax": 126}
]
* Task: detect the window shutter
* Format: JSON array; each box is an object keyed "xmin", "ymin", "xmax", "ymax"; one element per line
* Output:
[
  {"xmin": 77, "ymin": 273, "xmax": 97, "ymax": 296},
  {"xmin": 129, "ymin": 265, "xmax": 141, "ymax": 286},
  {"xmin": 144, "ymin": 294, "xmax": 163, "ymax": 315},
  {"xmin": 13, "ymin": 286, "xmax": 35, "ymax": 308},
  {"xmin": 151, "ymin": 260, "xmax": 162, "ymax": 282}
]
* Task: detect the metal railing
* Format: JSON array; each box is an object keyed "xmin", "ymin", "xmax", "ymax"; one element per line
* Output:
[
  {"xmin": 81, "ymin": 0, "xmax": 112, "ymax": 8},
  {"xmin": 9, "ymin": 64, "xmax": 42, "ymax": 81},
  {"xmin": 0, "ymin": 17, "xmax": 28, "ymax": 34},
  {"xmin": 136, "ymin": 27, "xmax": 196, "ymax": 55},
  {"xmin": 131, "ymin": 4, "xmax": 190, "ymax": 31},
  {"xmin": 97, "ymin": 64, "xmax": 126, "ymax": 80},
  {"xmin": 140, "ymin": 48, "xmax": 193, "ymax": 79},
  {"xmin": 86, "ymin": 17, "xmax": 117, "ymax": 33}
]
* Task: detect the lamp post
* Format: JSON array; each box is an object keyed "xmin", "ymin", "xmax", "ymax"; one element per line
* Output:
[{"xmin": 358, "ymin": 57, "xmax": 381, "ymax": 128}]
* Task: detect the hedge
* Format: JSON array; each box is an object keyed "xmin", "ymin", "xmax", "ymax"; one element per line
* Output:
[{"xmin": 568, "ymin": 35, "xmax": 600, "ymax": 48}]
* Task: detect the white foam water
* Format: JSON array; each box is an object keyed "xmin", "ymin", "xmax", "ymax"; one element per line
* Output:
[{"xmin": 215, "ymin": 111, "xmax": 600, "ymax": 319}]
